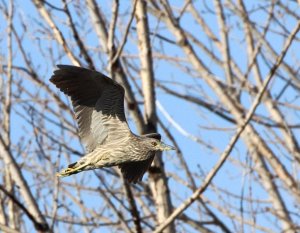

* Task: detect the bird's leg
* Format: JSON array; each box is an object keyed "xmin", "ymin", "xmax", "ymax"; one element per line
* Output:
[{"xmin": 56, "ymin": 162, "xmax": 88, "ymax": 177}]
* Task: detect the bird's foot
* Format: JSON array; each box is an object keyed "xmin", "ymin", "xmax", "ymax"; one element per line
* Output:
[
  {"xmin": 56, "ymin": 168, "xmax": 75, "ymax": 177},
  {"xmin": 57, "ymin": 163, "xmax": 87, "ymax": 177},
  {"xmin": 56, "ymin": 167, "xmax": 77, "ymax": 177}
]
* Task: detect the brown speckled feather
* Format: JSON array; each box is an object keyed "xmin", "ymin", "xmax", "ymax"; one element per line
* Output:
[
  {"xmin": 50, "ymin": 65, "xmax": 165, "ymax": 182},
  {"xmin": 118, "ymin": 133, "xmax": 161, "ymax": 183}
]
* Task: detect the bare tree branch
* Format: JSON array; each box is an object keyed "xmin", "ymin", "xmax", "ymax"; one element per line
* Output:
[
  {"xmin": 1, "ymin": 1, "xmax": 299, "ymax": 232},
  {"xmin": 153, "ymin": 18, "xmax": 300, "ymax": 233},
  {"xmin": 135, "ymin": 0, "xmax": 175, "ymax": 232}
]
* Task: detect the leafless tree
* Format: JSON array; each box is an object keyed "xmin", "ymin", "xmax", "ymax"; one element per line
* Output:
[{"xmin": 0, "ymin": 0, "xmax": 300, "ymax": 232}]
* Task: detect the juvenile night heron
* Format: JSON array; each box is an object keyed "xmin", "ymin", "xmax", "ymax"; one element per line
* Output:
[{"xmin": 50, "ymin": 65, "xmax": 174, "ymax": 183}]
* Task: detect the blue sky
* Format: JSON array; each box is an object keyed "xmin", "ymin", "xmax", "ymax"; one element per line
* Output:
[{"xmin": 1, "ymin": 0, "xmax": 300, "ymax": 232}]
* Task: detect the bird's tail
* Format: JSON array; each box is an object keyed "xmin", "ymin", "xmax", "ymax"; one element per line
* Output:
[{"xmin": 56, "ymin": 162, "xmax": 88, "ymax": 177}]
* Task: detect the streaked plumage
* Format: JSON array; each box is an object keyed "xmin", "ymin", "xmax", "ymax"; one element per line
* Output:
[{"xmin": 50, "ymin": 65, "xmax": 174, "ymax": 183}]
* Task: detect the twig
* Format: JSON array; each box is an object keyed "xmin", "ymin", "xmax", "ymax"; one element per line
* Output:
[
  {"xmin": 32, "ymin": 0, "xmax": 81, "ymax": 66},
  {"xmin": 112, "ymin": 0, "xmax": 138, "ymax": 65},
  {"xmin": 62, "ymin": 0, "xmax": 95, "ymax": 69},
  {"xmin": 0, "ymin": 184, "xmax": 48, "ymax": 232},
  {"xmin": 214, "ymin": 0, "xmax": 233, "ymax": 84},
  {"xmin": 108, "ymin": 0, "xmax": 119, "ymax": 77},
  {"xmin": 122, "ymin": 177, "xmax": 143, "ymax": 233},
  {"xmin": 0, "ymin": 223, "xmax": 19, "ymax": 233},
  {"xmin": 0, "ymin": 135, "xmax": 49, "ymax": 232},
  {"xmin": 135, "ymin": 0, "xmax": 175, "ymax": 232},
  {"xmin": 95, "ymin": 174, "xmax": 133, "ymax": 233},
  {"xmin": 3, "ymin": 0, "xmax": 14, "ymax": 227}
]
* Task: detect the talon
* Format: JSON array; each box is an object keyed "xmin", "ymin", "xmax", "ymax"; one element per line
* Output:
[
  {"xmin": 57, "ymin": 164, "xmax": 87, "ymax": 177},
  {"xmin": 57, "ymin": 168, "xmax": 75, "ymax": 177}
]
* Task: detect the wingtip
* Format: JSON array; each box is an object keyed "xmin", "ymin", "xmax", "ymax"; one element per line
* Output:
[
  {"xmin": 50, "ymin": 64, "xmax": 81, "ymax": 82},
  {"xmin": 56, "ymin": 64, "xmax": 74, "ymax": 70}
]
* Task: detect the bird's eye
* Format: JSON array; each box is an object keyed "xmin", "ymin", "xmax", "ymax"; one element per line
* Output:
[{"xmin": 151, "ymin": 142, "xmax": 157, "ymax": 146}]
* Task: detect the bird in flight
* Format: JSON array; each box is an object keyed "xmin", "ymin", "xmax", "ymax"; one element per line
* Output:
[{"xmin": 50, "ymin": 65, "xmax": 175, "ymax": 183}]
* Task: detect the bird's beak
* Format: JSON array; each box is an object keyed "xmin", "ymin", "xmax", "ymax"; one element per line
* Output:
[{"xmin": 160, "ymin": 142, "xmax": 176, "ymax": 151}]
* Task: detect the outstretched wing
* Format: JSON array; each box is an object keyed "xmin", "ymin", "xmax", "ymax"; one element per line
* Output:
[
  {"xmin": 119, "ymin": 133, "xmax": 161, "ymax": 183},
  {"xmin": 50, "ymin": 65, "xmax": 130, "ymax": 152}
]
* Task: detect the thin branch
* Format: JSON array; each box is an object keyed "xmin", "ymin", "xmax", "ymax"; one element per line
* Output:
[
  {"xmin": 135, "ymin": 1, "xmax": 174, "ymax": 232},
  {"xmin": 108, "ymin": 0, "xmax": 119, "ymax": 77},
  {"xmin": 0, "ymin": 135, "xmax": 49, "ymax": 232},
  {"xmin": 62, "ymin": 0, "xmax": 95, "ymax": 69},
  {"xmin": 32, "ymin": 0, "xmax": 81, "ymax": 66},
  {"xmin": 122, "ymin": 177, "xmax": 143, "ymax": 233},
  {"xmin": 112, "ymin": 0, "xmax": 138, "ymax": 65},
  {"xmin": 214, "ymin": 0, "xmax": 233, "ymax": 85},
  {"xmin": 0, "ymin": 223, "xmax": 19, "ymax": 233},
  {"xmin": 0, "ymin": 184, "xmax": 48, "ymax": 232}
]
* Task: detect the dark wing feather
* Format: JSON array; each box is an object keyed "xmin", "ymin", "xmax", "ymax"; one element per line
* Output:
[
  {"xmin": 119, "ymin": 157, "xmax": 155, "ymax": 183},
  {"xmin": 119, "ymin": 133, "xmax": 161, "ymax": 183},
  {"xmin": 50, "ymin": 65, "xmax": 130, "ymax": 152}
]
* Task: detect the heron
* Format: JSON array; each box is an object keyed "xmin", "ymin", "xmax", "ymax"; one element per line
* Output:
[{"xmin": 50, "ymin": 65, "xmax": 175, "ymax": 183}]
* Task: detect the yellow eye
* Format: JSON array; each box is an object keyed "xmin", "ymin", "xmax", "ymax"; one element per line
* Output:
[{"xmin": 151, "ymin": 142, "xmax": 157, "ymax": 146}]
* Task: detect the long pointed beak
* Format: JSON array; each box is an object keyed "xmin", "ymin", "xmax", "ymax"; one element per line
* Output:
[{"xmin": 160, "ymin": 142, "xmax": 176, "ymax": 151}]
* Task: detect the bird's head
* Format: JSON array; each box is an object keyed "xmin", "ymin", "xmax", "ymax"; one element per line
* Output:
[{"xmin": 144, "ymin": 138, "xmax": 175, "ymax": 152}]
